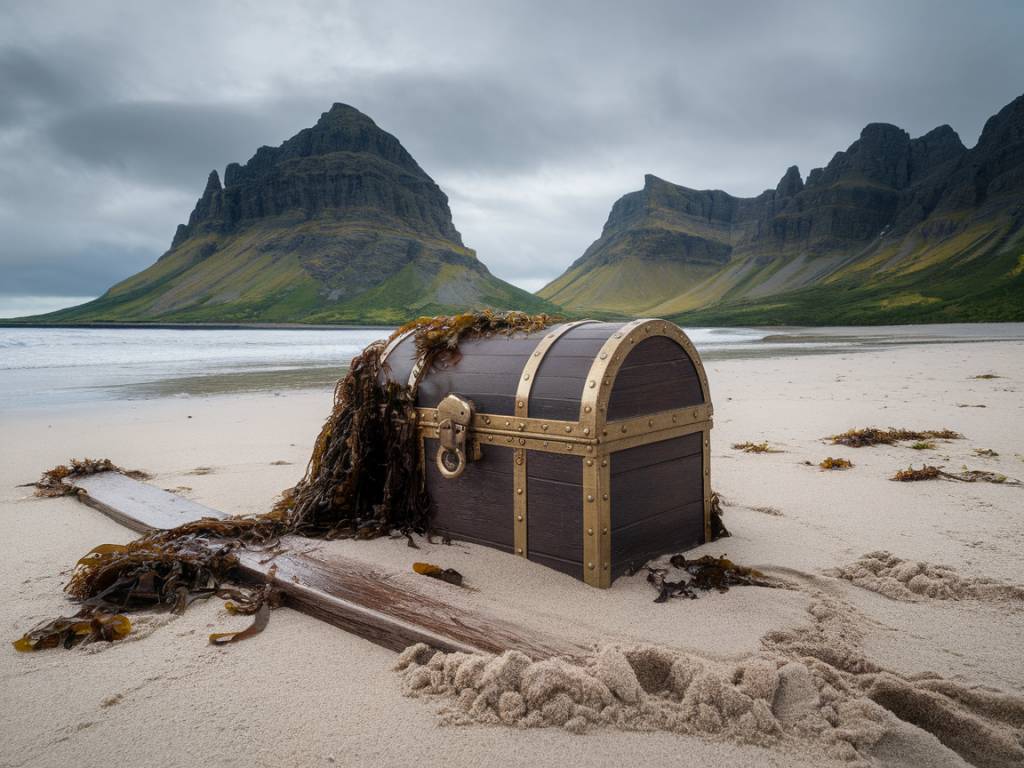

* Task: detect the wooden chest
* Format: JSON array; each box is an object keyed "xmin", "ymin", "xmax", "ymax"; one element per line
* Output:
[{"xmin": 381, "ymin": 319, "xmax": 713, "ymax": 587}]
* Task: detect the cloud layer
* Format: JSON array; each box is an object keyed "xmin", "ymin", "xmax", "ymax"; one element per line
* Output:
[{"xmin": 2, "ymin": 0, "xmax": 1022, "ymax": 302}]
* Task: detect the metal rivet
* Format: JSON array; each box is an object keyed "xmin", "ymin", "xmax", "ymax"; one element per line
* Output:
[
  {"xmin": 588, "ymin": 380, "xmax": 596, "ymax": 388},
  {"xmin": 603, "ymin": 563, "xmax": 609, "ymax": 570},
  {"xmin": 672, "ymin": 415, "xmax": 677, "ymax": 423},
  {"xmin": 602, "ymin": 527, "xmax": 608, "ymax": 535},
  {"xmin": 516, "ymin": 488, "xmax": 523, "ymax": 495},
  {"xmin": 484, "ymin": 416, "xmax": 491, "ymax": 424},
  {"xmin": 533, "ymin": 351, "xmax": 540, "ymax": 357},
  {"xmin": 603, "ymin": 493, "xmax": 609, "ymax": 500},
  {"xmin": 566, "ymin": 444, "xmax": 573, "ymax": 451},
  {"xmin": 587, "ymin": 528, "xmax": 594, "ymax": 536},
  {"xmin": 705, "ymin": 469, "xmax": 710, "ymax": 475},
  {"xmin": 517, "ymin": 400, "xmax": 524, "ymax": 408},
  {"xmin": 583, "ymin": 427, "xmax": 591, "ymax": 435},
  {"xmin": 586, "ymin": 459, "xmax": 594, "ymax": 466},
  {"xmin": 587, "ymin": 446, "xmax": 594, "ymax": 453},
  {"xmin": 588, "ymin": 562, "xmax": 595, "ymax": 570},
  {"xmin": 620, "ymin": 425, "xmax": 627, "ymax": 433},
  {"xmin": 488, "ymin": 435, "xmax": 494, "ymax": 442},
  {"xmin": 648, "ymin": 419, "xmax": 654, "ymax": 427},
  {"xmin": 614, "ymin": 333, "xmax": 623, "ymax": 339},
  {"xmin": 565, "ymin": 426, "xmax": 572, "ymax": 433},
  {"xmin": 506, "ymin": 437, "xmax": 513, "ymax": 443},
  {"xmin": 517, "ymin": 514, "xmax": 524, "ymax": 521},
  {"xmin": 601, "ymin": 460, "xmax": 608, "ymax": 467},
  {"xmin": 599, "ymin": 352, "xmax": 607, "ymax": 360},
  {"xmin": 542, "ymin": 424, "xmax": 549, "ymax": 431},
  {"xmin": 523, "ymin": 373, "xmax": 530, "ymax": 380},
  {"xmin": 505, "ymin": 420, "xmax": 511, "ymax": 427},
  {"xmin": 584, "ymin": 405, "xmax": 592, "ymax": 413},
  {"xmin": 518, "ymin": 422, "xmax": 525, "ymax": 431},
  {"xmin": 587, "ymin": 494, "xmax": 595, "ymax": 502},
  {"xmin": 517, "ymin": 548, "xmax": 524, "ymax": 554},
  {"xmin": 602, "ymin": 429, "xmax": 608, "ymax": 436},
  {"xmin": 519, "ymin": 438, "xmax": 526, "ymax": 445}
]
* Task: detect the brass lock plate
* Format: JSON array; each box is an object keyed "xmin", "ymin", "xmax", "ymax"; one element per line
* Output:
[{"xmin": 436, "ymin": 394, "xmax": 475, "ymax": 479}]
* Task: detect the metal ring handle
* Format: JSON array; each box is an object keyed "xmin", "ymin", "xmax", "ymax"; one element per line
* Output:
[{"xmin": 436, "ymin": 445, "xmax": 467, "ymax": 479}]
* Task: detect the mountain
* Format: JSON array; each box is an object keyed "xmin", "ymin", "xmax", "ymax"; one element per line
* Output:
[
  {"xmin": 539, "ymin": 94, "xmax": 1024, "ymax": 324},
  {"xmin": 37, "ymin": 104, "xmax": 553, "ymax": 324}
]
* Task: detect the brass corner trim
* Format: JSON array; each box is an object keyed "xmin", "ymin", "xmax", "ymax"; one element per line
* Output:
[
  {"xmin": 702, "ymin": 426, "xmax": 712, "ymax": 544},
  {"xmin": 582, "ymin": 451, "xmax": 611, "ymax": 587},
  {"xmin": 579, "ymin": 319, "xmax": 712, "ymax": 433}
]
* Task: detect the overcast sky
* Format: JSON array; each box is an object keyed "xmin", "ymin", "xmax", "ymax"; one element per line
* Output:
[{"xmin": 2, "ymin": 0, "xmax": 1023, "ymax": 315}]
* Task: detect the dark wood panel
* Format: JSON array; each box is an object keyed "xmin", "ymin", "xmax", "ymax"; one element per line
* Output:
[
  {"xmin": 526, "ymin": 397, "xmax": 584, "ymax": 421},
  {"xmin": 528, "ymin": 451, "xmax": 583, "ymax": 484},
  {"xmin": 610, "ymin": 500, "xmax": 705, "ymax": 579},
  {"xmin": 425, "ymin": 438, "xmax": 514, "ymax": 548},
  {"xmin": 527, "ymin": 450, "xmax": 583, "ymax": 573},
  {"xmin": 611, "ymin": 453, "xmax": 703, "ymax": 530},
  {"xmin": 611, "ymin": 432, "xmax": 702, "ymax": 475},
  {"xmin": 607, "ymin": 336, "xmax": 704, "ymax": 420},
  {"xmin": 609, "ymin": 435, "xmax": 706, "ymax": 580}
]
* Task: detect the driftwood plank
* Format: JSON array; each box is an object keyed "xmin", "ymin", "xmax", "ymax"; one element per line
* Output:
[{"xmin": 67, "ymin": 473, "xmax": 583, "ymax": 660}]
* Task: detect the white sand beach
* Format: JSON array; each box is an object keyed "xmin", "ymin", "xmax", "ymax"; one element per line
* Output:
[{"xmin": 3, "ymin": 338, "xmax": 1024, "ymax": 768}]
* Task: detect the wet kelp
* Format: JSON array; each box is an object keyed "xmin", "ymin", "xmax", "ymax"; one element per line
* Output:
[
  {"xmin": 647, "ymin": 554, "xmax": 774, "ymax": 602},
  {"xmin": 15, "ymin": 311, "xmax": 559, "ymax": 652}
]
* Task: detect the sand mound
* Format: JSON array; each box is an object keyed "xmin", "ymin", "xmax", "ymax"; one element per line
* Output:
[
  {"xmin": 834, "ymin": 551, "xmax": 1024, "ymax": 602},
  {"xmin": 395, "ymin": 591, "xmax": 1024, "ymax": 767}
]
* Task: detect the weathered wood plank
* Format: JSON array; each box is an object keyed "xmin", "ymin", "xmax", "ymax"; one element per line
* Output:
[{"xmin": 66, "ymin": 473, "xmax": 584, "ymax": 660}]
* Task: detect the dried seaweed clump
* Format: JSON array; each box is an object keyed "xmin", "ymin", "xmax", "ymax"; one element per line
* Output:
[
  {"xmin": 33, "ymin": 458, "xmax": 151, "ymax": 498},
  {"xmin": 819, "ymin": 457, "xmax": 853, "ymax": 470},
  {"xmin": 646, "ymin": 554, "xmax": 774, "ymax": 602},
  {"xmin": 829, "ymin": 427, "xmax": 962, "ymax": 448},
  {"xmin": 731, "ymin": 441, "xmax": 782, "ymax": 454},
  {"xmin": 891, "ymin": 465, "xmax": 942, "ymax": 482},
  {"xmin": 891, "ymin": 465, "xmax": 1020, "ymax": 485},
  {"xmin": 17, "ymin": 311, "xmax": 559, "ymax": 653}
]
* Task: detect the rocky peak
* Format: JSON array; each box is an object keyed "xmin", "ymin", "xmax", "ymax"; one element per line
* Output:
[
  {"xmin": 975, "ymin": 93, "xmax": 1024, "ymax": 150},
  {"xmin": 908, "ymin": 125, "xmax": 966, "ymax": 180},
  {"xmin": 170, "ymin": 103, "xmax": 463, "ymax": 249},
  {"xmin": 775, "ymin": 165, "xmax": 803, "ymax": 197},
  {"xmin": 808, "ymin": 123, "xmax": 912, "ymax": 190}
]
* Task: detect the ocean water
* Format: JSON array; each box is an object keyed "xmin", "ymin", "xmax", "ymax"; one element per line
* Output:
[{"xmin": 1, "ymin": 323, "xmax": 1022, "ymax": 412}]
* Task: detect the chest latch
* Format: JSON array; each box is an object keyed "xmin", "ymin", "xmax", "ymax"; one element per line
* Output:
[{"xmin": 436, "ymin": 394, "xmax": 476, "ymax": 479}]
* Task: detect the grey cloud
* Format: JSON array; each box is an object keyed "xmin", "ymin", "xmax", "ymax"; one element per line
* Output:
[{"xmin": 1, "ymin": 0, "xmax": 1023, "ymax": 299}]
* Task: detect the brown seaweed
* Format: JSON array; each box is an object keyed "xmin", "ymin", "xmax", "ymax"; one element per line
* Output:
[
  {"xmin": 647, "ymin": 554, "xmax": 773, "ymax": 602},
  {"xmin": 891, "ymin": 465, "xmax": 943, "ymax": 482},
  {"xmin": 890, "ymin": 465, "xmax": 1021, "ymax": 485},
  {"xmin": 33, "ymin": 458, "xmax": 152, "ymax": 498},
  {"xmin": 829, "ymin": 428, "xmax": 963, "ymax": 448},
  {"xmin": 819, "ymin": 457, "xmax": 853, "ymax": 470},
  {"xmin": 731, "ymin": 441, "xmax": 782, "ymax": 454}
]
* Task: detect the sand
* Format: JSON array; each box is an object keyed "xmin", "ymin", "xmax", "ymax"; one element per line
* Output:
[{"xmin": 2, "ymin": 339, "xmax": 1024, "ymax": 767}]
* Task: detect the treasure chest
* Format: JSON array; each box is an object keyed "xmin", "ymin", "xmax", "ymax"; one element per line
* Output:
[{"xmin": 381, "ymin": 319, "xmax": 712, "ymax": 587}]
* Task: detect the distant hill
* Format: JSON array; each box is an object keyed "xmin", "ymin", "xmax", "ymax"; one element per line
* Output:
[
  {"xmin": 33, "ymin": 104, "xmax": 553, "ymax": 324},
  {"xmin": 539, "ymin": 94, "xmax": 1024, "ymax": 324}
]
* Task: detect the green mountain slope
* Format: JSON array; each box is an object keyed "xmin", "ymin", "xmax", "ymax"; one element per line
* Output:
[
  {"xmin": 32, "ymin": 104, "xmax": 555, "ymax": 324},
  {"xmin": 539, "ymin": 94, "xmax": 1024, "ymax": 324}
]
